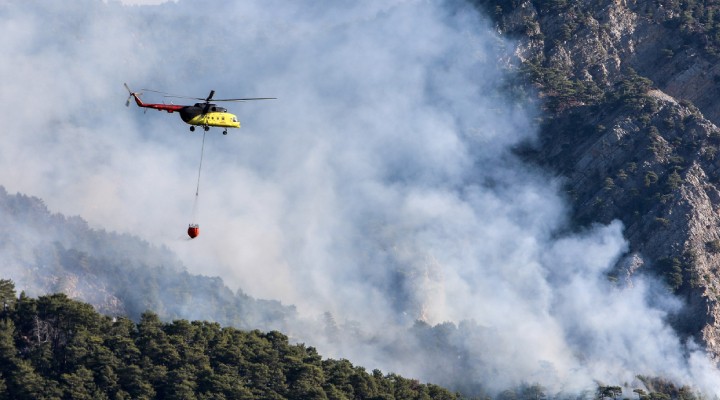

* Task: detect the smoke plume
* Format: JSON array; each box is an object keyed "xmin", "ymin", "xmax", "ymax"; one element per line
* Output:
[{"xmin": 1, "ymin": 0, "xmax": 719, "ymax": 395}]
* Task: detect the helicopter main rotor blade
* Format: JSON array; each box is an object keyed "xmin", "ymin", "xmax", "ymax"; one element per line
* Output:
[
  {"xmin": 142, "ymin": 89, "xmax": 210, "ymax": 102},
  {"xmin": 159, "ymin": 96, "xmax": 277, "ymax": 103},
  {"xmin": 140, "ymin": 88, "xmax": 171, "ymax": 95},
  {"xmin": 140, "ymin": 88, "xmax": 199, "ymax": 99},
  {"xmin": 162, "ymin": 94, "xmax": 207, "ymax": 101},
  {"xmin": 211, "ymin": 97, "xmax": 278, "ymax": 102},
  {"xmin": 140, "ymin": 87, "xmax": 277, "ymax": 103}
]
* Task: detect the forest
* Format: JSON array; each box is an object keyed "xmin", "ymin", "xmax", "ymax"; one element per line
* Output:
[
  {"xmin": 0, "ymin": 279, "xmax": 466, "ymax": 399},
  {"xmin": 0, "ymin": 278, "xmax": 701, "ymax": 400},
  {"xmin": 1, "ymin": 1, "xmax": 718, "ymax": 398}
]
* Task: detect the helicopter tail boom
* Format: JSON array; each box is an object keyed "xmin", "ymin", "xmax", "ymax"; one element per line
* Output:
[{"xmin": 124, "ymin": 83, "xmax": 184, "ymax": 113}]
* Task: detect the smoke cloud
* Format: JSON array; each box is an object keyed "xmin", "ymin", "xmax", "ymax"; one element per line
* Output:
[{"xmin": 1, "ymin": 0, "xmax": 719, "ymax": 395}]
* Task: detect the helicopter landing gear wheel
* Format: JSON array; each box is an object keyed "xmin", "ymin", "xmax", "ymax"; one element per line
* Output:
[
  {"xmin": 223, "ymin": 130, "xmax": 228, "ymax": 135},
  {"xmin": 203, "ymin": 125, "xmax": 210, "ymax": 132},
  {"xmin": 190, "ymin": 126, "xmax": 195, "ymax": 132}
]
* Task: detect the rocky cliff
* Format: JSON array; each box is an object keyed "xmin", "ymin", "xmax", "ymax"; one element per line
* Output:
[{"xmin": 478, "ymin": 0, "xmax": 720, "ymax": 358}]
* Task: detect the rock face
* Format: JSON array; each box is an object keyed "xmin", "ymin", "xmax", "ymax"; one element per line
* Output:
[{"xmin": 486, "ymin": 0, "xmax": 720, "ymax": 358}]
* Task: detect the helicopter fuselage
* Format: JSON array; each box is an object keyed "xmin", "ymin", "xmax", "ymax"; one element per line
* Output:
[
  {"xmin": 124, "ymin": 83, "xmax": 275, "ymax": 133},
  {"xmin": 179, "ymin": 104, "xmax": 240, "ymax": 129},
  {"xmin": 129, "ymin": 94, "xmax": 240, "ymax": 129}
]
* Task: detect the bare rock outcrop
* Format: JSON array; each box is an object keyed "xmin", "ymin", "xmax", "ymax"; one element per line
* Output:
[{"xmin": 490, "ymin": 0, "xmax": 720, "ymax": 358}]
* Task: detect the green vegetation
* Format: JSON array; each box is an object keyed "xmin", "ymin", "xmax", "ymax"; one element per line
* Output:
[
  {"xmin": 656, "ymin": 257, "xmax": 685, "ymax": 291},
  {"xmin": 0, "ymin": 279, "xmax": 463, "ymax": 400},
  {"xmin": 596, "ymin": 385, "xmax": 622, "ymax": 400},
  {"xmin": 0, "ymin": 278, "xmax": 706, "ymax": 400},
  {"xmin": 645, "ymin": 172, "xmax": 659, "ymax": 187},
  {"xmin": 474, "ymin": 0, "xmax": 720, "ymax": 58},
  {"xmin": 706, "ymin": 239, "xmax": 720, "ymax": 253},
  {"xmin": 0, "ymin": 186, "xmax": 294, "ymax": 333},
  {"xmin": 468, "ymin": 1, "xmax": 717, "ymax": 303},
  {"xmin": 521, "ymin": 60, "xmax": 604, "ymax": 112},
  {"xmin": 649, "ymin": 1, "xmax": 720, "ymax": 58},
  {"xmin": 636, "ymin": 376, "xmax": 701, "ymax": 400}
]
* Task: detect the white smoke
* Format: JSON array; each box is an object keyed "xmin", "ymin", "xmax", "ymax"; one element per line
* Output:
[{"xmin": 1, "ymin": 0, "xmax": 719, "ymax": 395}]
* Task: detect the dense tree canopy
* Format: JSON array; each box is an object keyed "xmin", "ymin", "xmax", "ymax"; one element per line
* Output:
[
  {"xmin": 0, "ymin": 278, "xmax": 701, "ymax": 399},
  {"xmin": 0, "ymin": 280, "xmax": 465, "ymax": 400}
]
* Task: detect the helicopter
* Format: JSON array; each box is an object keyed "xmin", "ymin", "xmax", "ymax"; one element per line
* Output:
[{"xmin": 124, "ymin": 83, "xmax": 275, "ymax": 135}]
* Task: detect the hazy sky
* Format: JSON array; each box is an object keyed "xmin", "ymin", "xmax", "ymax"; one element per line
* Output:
[
  {"xmin": 2, "ymin": 0, "xmax": 720, "ymax": 395},
  {"xmin": 119, "ymin": 0, "xmax": 173, "ymax": 4}
]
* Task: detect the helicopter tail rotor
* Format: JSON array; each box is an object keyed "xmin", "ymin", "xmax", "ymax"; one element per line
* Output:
[{"xmin": 124, "ymin": 83, "xmax": 143, "ymax": 107}]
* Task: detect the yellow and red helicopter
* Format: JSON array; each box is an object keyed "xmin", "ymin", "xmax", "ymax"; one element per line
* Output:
[{"xmin": 124, "ymin": 83, "xmax": 275, "ymax": 135}]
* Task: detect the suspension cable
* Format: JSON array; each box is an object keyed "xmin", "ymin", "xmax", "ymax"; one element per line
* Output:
[
  {"xmin": 196, "ymin": 130, "xmax": 207, "ymax": 197},
  {"xmin": 190, "ymin": 130, "xmax": 207, "ymax": 227}
]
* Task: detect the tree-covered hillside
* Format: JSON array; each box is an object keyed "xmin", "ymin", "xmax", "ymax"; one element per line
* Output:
[
  {"xmin": 0, "ymin": 279, "xmax": 702, "ymax": 400},
  {"xmin": 0, "ymin": 279, "xmax": 465, "ymax": 400},
  {"xmin": 0, "ymin": 186, "xmax": 294, "ymax": 331},
  {"xmin": 2, "ymin": 1, "xmax": 719, "ymax": 396}
]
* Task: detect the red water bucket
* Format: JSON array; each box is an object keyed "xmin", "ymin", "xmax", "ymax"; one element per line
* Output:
[{"xmin": 188, "ymin": 224, "xmax": 200, "ymax": 239}]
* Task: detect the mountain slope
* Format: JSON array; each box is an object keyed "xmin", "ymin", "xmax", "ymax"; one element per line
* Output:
[
  {"xmin": 0, "ymin": 186, "xmax": 295, "ymax": 332},
  {"xmin": 3, "ymin": 0, "xmax": 720, "ymax": 395},
  {"xmin": 0, "ymin": 286, "xmax": 464, "ymax": 400},
  {"xmin": 474, "ymin": 0, "xmax": 720, "ymax": 357}
]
